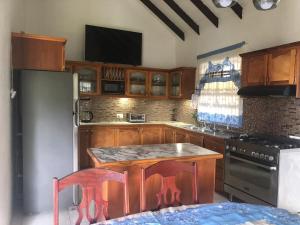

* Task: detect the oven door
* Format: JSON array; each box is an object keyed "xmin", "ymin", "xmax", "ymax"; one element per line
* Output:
[{"xmin": 225, "ymin": 152, "xmax": 278, "ymax": 206}]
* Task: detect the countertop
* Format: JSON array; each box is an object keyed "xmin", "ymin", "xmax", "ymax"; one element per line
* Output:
[
  {"xmin": 88, "ymin": 143, "xmax": 223, "ymax": 167},
  {"xmin": 80, "ymin": 121, "xmax": 240, "ymax": 139}
]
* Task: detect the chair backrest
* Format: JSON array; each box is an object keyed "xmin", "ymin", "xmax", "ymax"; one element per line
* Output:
[
  {"xmin": 140, "ymin": 160, "xmax": 198, "ymax": 212},
  {"xmin": 53, "ymin": 168, "xmax": 129, "ymax": 225}
]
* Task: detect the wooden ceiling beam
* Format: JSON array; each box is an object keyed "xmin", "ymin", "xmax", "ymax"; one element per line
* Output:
[
  {"xmin": 163, "ymin": 0, "xmax": 199, "ymax": 35},
  {"xmin": 231, "ymin": 2, "xmax": 243, "ymax": 19},
  {"xmin": 140, "ymin": 0, "xmax": 185, "ymax": 41},
  {"xmin": 190, "ymin": 0, "xmax": 218, "ymax": 28}
]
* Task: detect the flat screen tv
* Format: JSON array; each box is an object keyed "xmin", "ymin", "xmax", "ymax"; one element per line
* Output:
[{"xmin": 85, "ymin": 25, "xmax": 142, "ymax": 65}]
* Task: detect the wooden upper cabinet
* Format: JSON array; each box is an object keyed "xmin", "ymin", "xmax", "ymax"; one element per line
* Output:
[
  {"xmin": 73, "ymin": 63, "xmax": 101, "ymax": 96},
  {"xmin": 268, "ymin": 48, "xmax": 297, "ymax": 85},
  {"xmin": 242, "ymin": 54, "xmax": 268, "ymax": 87},
  {"xmin": 149, "ymin": 71, "xmax": 168, "ymax": 98},
  {"xmin": 117, "ymin": 127, "xmax": 141, "ymax": 146},
  {"xmin": 12, "ymin": 32, "xmax": 66, "ymax": 71},
  {"xmin": 141, "ymin": 126, "xmax": 162, "ymax": 144},
  {"xmin": 169, "ymin": 68, "xmax": 196, "ymax": 99},
  {"xmin": 126, "ymin": 70, "xmax": 148, "ymax": 97}
]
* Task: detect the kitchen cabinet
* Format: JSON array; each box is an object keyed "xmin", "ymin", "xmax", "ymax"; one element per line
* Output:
[
  {"xmin": 242, "ymin": 54, "xmax": 268, "ymax": 86},
  {"xmin": 164, "ymin": 128, "xmax": 175, "ymax": 143},
  {"xmin": 175, "ymin": 130, "xmax": 188, "ymax": 143},
  {"xmin": 268, "ymin": 48, "xmax": 297, "ymax": 85},
  {"xmin": 126, "ymin": 70, "xmax": 148, "ymax": 97},
  {"xmin": 73, "ymin": 63, "xmax": 101, "ymax": 96},
  {"xmin": 117, "ymin": 127, "xmax": 141, "ymax": 146},
  {"xmin": 203, "ymin": 136, "xmax": 225, "ymax": 193},
  {"xmin": 169, "ymin": 68, "xmax": 196, "ymax": 99},
  {"xmin": 188, "ymin": 133, "xmax": 204, "ymax": 147},
  {"xmin": 141, "ymin": 126, "xmax": 163, "ymax": 144},
  {"xmin": 90, "ymin": 127, "xmax": 115, "ymax": 148},
  {"xmin": 241, "ymin": 42, "xmax": 300, "ymax": 97},
  {"xmin": 149, "ymin": 71, "xmax": 168, "ymax": 98},
  {"xmin": 79, "ymin": 127, "xmax": 92, "ymax": 169},
  {"xmin": 12, "ymin": 32, "xmax": 66, "ymax": 71}
]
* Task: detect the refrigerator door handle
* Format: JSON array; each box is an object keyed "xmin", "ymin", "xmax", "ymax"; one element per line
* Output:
[{"xmin": 74, "ymin": 99, "xmax": 80, "ymax": 127}]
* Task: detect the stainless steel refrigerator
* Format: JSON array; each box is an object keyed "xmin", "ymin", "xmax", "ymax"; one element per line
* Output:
[{"xmin": 16, "ymin": 70, "xmax": 79, "ymax": 214}]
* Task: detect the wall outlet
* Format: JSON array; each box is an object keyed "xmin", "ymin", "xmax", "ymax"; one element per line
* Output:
[{"xmin": 117, "ymin": 113, "xmax": 124, "ymax": 119}]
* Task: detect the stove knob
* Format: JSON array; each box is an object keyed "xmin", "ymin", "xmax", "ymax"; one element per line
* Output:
[
  {"xmin": 251, "ymin": 152, "xmax": 256, "ymax": 157},
  {"xmin": 264, "ymin": 155, "xmax": 269, "ymax": 160},
  {"xmin": 269, "ymin": 156, "xmax": 274, "ymax": 161},
  {"xmin": 260, "ymin": 153, "xmax": 265, "ymax": 159},
  {"xmin": 232, "ymin": 146, "xmax": 237, "ymax": 152},
  {"xmin": 255, "ymin": 153, "xmax": 260, "ymax": 158},
  {"xmin": 226, "ymin": 145, "xmax": 230, "ymax": 150}
]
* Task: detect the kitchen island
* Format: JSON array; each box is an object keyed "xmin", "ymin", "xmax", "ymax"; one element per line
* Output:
[{"xmin": 88, "ymin": 143, "xmax": 223, "ymax": 218}]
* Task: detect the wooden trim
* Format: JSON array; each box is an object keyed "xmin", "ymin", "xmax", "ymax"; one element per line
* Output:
[
  {"xmin": 164, "ymin": 0, "xmax": 199, "ymax": 34},
  {"xmin": 140, "ymin": 0, "xmax": 185, "ymax": 40},
  {"xmin": 12, "ymin": 32, "xmax": 66, "ymax": 43},
  {"xmin": 190, "ymin": 0, "xmax": 218, "ymax": 28}
]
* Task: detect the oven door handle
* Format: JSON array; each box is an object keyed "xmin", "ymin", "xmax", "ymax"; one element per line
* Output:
[{"xmin": 229, "ymin": 155, "xmax": 277, "ymax": 171}]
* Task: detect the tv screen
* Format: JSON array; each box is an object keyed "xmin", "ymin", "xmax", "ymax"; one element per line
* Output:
[{"xmin": 85, "ymin": 25, "xmax": 142, "ymax": 65}]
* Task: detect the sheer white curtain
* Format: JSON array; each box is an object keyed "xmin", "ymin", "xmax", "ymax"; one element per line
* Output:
[{"xmin": 195, "ymin": 49, "xmax": 243, "ymax": 128}]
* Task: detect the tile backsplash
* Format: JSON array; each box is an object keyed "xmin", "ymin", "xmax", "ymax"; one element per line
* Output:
[{"xmin": 81, "ymin": 96, "xmax": 300, "ymax": 137}]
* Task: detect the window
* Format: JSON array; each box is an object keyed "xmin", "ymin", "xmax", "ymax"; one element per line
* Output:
[{"xmin": 195, "ymin": 53, "xmax": 243, "ymax": 128}]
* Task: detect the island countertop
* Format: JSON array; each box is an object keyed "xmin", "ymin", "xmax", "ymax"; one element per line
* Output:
[{"xmin": 88, "ymin": 143, "xmax": 223, "ymax": 167}]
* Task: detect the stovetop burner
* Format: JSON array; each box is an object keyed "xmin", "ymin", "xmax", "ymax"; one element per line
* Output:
[{"xmin": 236, "ymin": 134, "xmax": 300, "ymax": 150}]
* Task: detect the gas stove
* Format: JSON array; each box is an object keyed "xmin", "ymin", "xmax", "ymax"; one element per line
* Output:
[
  {"xmin": 224, "ymin": 134, "xmax": 300, "ymax": 209},
  {"xmin": 225, "ymin": 134, "xmax": 300, "ymax": 165}
]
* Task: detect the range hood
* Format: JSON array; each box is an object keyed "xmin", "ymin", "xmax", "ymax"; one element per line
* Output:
[{"xmin": 237, "ymin": 85, "xmax": 296, "ymax": 97}]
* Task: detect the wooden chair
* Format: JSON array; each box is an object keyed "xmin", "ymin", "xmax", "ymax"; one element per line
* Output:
[
  {"xmin": 140, "ymin": 160, "xmax": 198, "ymax": 212},
  {"xmin": 53, "ymin": 168, "xmax": 129, "ymax": 225}
]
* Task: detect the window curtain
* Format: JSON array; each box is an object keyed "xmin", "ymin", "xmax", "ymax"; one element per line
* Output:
[{"xmin": 195, "ymin": 48, "xmax": 243, "ymax": 128}]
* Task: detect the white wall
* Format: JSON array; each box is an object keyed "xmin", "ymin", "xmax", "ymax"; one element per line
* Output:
[
  {"xmin": 0, "ymin": 0, "xmax": 23, "ymax": 224},
  {"xmin": 22, "ymin": 0, "xmax": 177, "ymax": 69},
  {"xmin": 175, "ymin": 0, "xmax": 300, "ymax": 67}
]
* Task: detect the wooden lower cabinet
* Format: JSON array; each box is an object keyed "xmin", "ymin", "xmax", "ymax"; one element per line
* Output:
[
  {"xmin": 79, "ymin": 127, "xmax": 92, "ymax": 169},
  {"xmin": 90, "ymin": 127, "xmax": 115, "ymax": 148},
  {"xmin": 117, "ymin": 127, "xmax": 141, "ymax": 146},
  {"xmin": 203, "ymin": 136, "xmax": 225, "ymax": 193},
  {"xmin": 188, "ymin": 133, "xmax": 204, "ymax": 147},
  {"xmin": 175, "ymin": 130, "xmax": 188, "ymax": 143},
  {"xmin": 164, "ymin": 128, "xmax": 175, "ymax": 143},
  {"xmin": 141, "ymin": 127, "xmax": 162, "ymax": 144}
]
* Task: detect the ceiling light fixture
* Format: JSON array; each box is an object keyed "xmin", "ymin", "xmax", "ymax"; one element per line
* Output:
[
  {"xmin": 212, "ymin": 0, "xmax": 238, "ymax": 8},
  {"xmin": 253, "ymin": 0, "xmax": 280, "ymax": 11}
]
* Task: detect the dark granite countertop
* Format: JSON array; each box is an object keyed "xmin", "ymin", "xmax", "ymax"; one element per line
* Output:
[{"xmin": 88, "ymin": 143, "xmax": 223, "ymax": 166}]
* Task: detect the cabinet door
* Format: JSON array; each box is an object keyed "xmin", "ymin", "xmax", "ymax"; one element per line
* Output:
[
  {"xmin": 164, "ymin": 128, "xmax": 175, "ymax": 143},
  {"xmin": 188, "ymin": 133, "xmax": 204, "ymax": 147},
  {"xmin": 149, "ymin": 72, "xmax": 168, "ymax": 98},
  {"xmin": 268, "ymin": 48, "xmax": 297, "ymax": 85},
  {"xmin": 126, "ymin": 70, "xmax": 148, "ymax": 97},
  {"xmin": 90, "ymin": 127, "xmax": 115, "ymax": 148},
  {"xmin": 175, "ymin": 130, "xmax": 187, "ymax": 143},
  {"xmin": 169, "ymin": 71, "xmax": 182, "ymax": 98},
  {"xmin": 242, "ymin": 54, "xmax": 268, "ymax": 86},
  {"xmin": 117, "ymin": 128, "xmax": 141, "ymax": 146},
  {"xmin": 74, "ymin": 64, "xmax": 100, "ymax": 96},
  {"xmin": 79, "ymin": 128, "xmax": 92, "ymax": 169},
  {"xmin": 141, "ymin": 127, "xmax": 162, "ymax": 144}
]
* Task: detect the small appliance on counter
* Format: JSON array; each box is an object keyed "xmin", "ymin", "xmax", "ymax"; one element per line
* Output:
[
  {"xmin": 80, "ymin": 111, "xmax": 94, "ymax": 123},
  {"xmin": 127, "ymin": 113, "xmax": 146, "ymax": 123}
]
